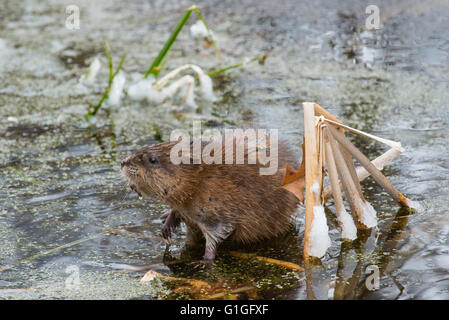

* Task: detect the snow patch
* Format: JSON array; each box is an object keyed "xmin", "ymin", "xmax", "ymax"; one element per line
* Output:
[
  {"xmin": 337, "ymin": 207, "xmax": 357, "ymax": 240},
  {"xmin": 81, "ymin": 57, "xmax": 101, "ymax": 84},
  {"xmin": 308, "ymin": 205, "xmax": 331, "ymax": 258},
  {"xmin": 162, "ymin": 75, "xmax": 196, "ymax": 107},
  {"xmin": 198, "ymin": 72, "xmax": 217, "ymax": 102},
  {"xmin": 124, "ymin": 65, "xmax": 216, "ymax": 107},
  {"xmin": 190, "ymin": 20, "xmax": 214, "ymax": 40},
  {"xmin": 359, "ymin": 199, "xmax": 377, "ymax": 228},
  {"xmin": 127, "ymin": 76, "xmax": 164, "ymax": 103},
  {"xmin": 310, "ymin": 181, "xmax": 320, "ymax": 195},
  {"xmin": 406, "ymin": 199, "xmax": 422, "ymax": 212},
  {"xmin": 107, "ymin": 71, "xmax": 126, "ymax": 106}
]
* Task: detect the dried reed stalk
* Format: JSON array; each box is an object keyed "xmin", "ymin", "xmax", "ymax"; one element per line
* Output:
[
  {"xmin": 303, "ymin": 102, "xmax": 323, "ymax": 259},
  {"xmin": 323, "ymin": 147, "xmax": 403, "ymax": 202},
  {"xmin": 342, "ymin": 147, "xmax": 364, "ymax": 198},
  {"xmin": 327, "ymin": 125, "xmax": 410, "ymax": 207},
  {"xmin": 299, "ymin": 103, "xmax": 409, "ymax": 259},
  {"xmin": 228, "ymin": 251, "xmax": 304, "ymax": 271},
  {"xmin": 324, "ymin": 129, "xmax": 356, "ymax": 239},
  {"xmin": 313, "ymin": 103, "xmax": 343, "ymax": 126},
  {"xmin": 325, "ymin": 126, "xmax": 370, "ymax": 228}
]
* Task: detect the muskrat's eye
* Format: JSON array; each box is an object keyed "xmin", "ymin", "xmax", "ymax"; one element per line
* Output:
[{"xmin": 149, "ymin": 156, "xmax": 158, "ymax": 164}]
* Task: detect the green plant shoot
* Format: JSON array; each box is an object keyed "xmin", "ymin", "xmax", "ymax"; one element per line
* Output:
[
  {"xmin": 143, "ymin": 5, "xmax": 219, "ymax": 79},
  {"xmin": 85, "ymin": 42, "xmax": 125, "ymax": 120}
]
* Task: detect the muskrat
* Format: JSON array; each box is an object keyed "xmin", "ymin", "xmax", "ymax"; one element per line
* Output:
[{"xmin": 121, "ymin": 136, "xmax": 300, "ymax": 263}]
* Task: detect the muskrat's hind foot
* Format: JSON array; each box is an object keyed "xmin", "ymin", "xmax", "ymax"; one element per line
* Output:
[
  {"xmin": 200, "ymin": 221, "xmax": 234, "ymax": 263},
  {"xmin": 186, "ymin": 243, "xmax": 217, "ymax": 269},
  {"xmin": 189, "ymin": 258, "xmax": 216, "ymax": 269},
  {"xmin": 160, "ymin": 209, "xmax": 180, "ymax": 244}
]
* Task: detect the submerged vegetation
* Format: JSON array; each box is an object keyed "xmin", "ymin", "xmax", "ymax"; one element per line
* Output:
[{"xmin": 83, "ymin": 5, "xmax": 265, "ymax": 121}]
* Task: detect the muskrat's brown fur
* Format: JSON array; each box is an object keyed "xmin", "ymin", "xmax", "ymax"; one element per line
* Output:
[{"xmin": 121, "ymin": 137, "xmax": 299, "ymax": 262}]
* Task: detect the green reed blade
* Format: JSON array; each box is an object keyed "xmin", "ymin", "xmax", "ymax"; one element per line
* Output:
[
  {"xmin": 144, "ymin": 5, "xmax": 220, "ymax": 79},
  {"xmin": 144, "ymin": 7, "xmax": 194, "ymax": 78},
  {"xmin": 85, "ymin": 43, "xmax": 125, "ymax": 120}
]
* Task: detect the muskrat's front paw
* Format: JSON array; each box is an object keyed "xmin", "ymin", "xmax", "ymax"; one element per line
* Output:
[
  {"xmin": 189, "ymin": 259, "xmax": 216, "ymax": 269},
  {"xmin": 159, "ymin": 210, "xmax": 171, "ymax": 224},
  {"xmin": 161, "ymin": 224, "xmax": 172, "ymax": 244},
  {"xmin": 161, "ymin": 220, "xmax": 176, "ymax": 244},
  {"xmin": 161, "ymin": 210, "xmax": 179, "ymax": 244}
]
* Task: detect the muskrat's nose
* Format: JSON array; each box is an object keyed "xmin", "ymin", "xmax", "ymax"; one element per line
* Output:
[{"xmin": 121, "ymin": 155, "xmax": 134, "ymax": 168}]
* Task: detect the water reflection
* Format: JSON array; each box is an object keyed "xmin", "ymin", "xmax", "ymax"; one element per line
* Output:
[
  {"xmin": 147, "ymin": 206, "xmax": 416, "ymax": 300},
  {"xmin": 299, "ymin": 207, "xmax": 411, "ymax": 300}
]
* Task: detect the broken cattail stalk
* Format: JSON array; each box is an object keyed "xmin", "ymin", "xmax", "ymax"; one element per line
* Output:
[
  {"xmin": 324, "ymin": 131, "xmax": 357, "ymax": 240},
  {"xmin": 313, "ymin": 103, "xmax": 343, "ymax": 125},
  {"xmin": 341, "ymin": 147, "xmax": 364, "ymax": 199},
  {"xmin": 303, "ymin": 102, "xmax": 331, "ymax": 259},
  {"xmin": 292, "ymin": 103, "xmax": 410, "ymax": 260},
  {"xmin": 337, "ymin": 135, "xmax": 378, "ymax": 228},
  {"xmin": 228, "ymin": 251, "xmax": 304, "ymax": 271},
  {"xmin": 314, "ymin": 104, "xmax": 364, "ymax": 199},
  {"xmin": 141, "ymin": 270, "xmax": 211, "ymax": 289},
  {"xmin": 323, "ymin": 147, "xmax": 403, "ymax": 202},
  {"xmin": 304, "ymin": 102, "xmax": 321, "ymax": 259},
  {"xmin": 327, "ymin": 125, "xmax": 410, "ymax": 207},
  {"xmin": 323, "ymin": 118, "xmax": 403, "ymax": 151},
  {"xmin": 355, "ymin": 147, "xmax": 403, "ymax": 180},
  {"xmin": 325, "ymin": 126, "xmax": 373, "ymax": 229}
]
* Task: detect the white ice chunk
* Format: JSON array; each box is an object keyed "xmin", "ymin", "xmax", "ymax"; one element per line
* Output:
[
  {"xmin": 198, "ymin": 72, "xmax": 217, "ymax": 101},
  {"xmin": 308, "ymin": 205, "xmax": 332, "ymax": 258},
  {"xmin": 406, "ymin": 199, "xmax": 422, "ymax": 212},
  {"xmin": 127, "ymin": 77, "xmax": 164, "ymax": 103},
  {"xmin": 107, "ymin": 71, "xmax": 126, "ymax": 106},
  {"xmin": 162, "ymin": 75, "xmax": 196, "ymax": 107},
  {"xmin": 337, "ymin": 207, "xmax": 357, "ymax": 240},
  {"xmin": 127, "ymin": 78, "xmax": 153, "ymax": 100},
  {"xmin": 310, "ymin": 181, "xmax": 320, "ymax": 195},
  {"xmin": 359, "ymin": 199, "xmax": 378, "ymax": 228},
  {"xmin": 153, "ymin": 64, "xmax": 217, "ymax": 104},
  {"xmin": 81, "ymin": 57, "xmax": 101, "ymax": 84},
  {"xmin": 146, "ymin": 87, "xmax": 165, "ymax": 104},
  {"xmin": 190, "ymin": 20, "xmax": 213, "ymax": 40}
]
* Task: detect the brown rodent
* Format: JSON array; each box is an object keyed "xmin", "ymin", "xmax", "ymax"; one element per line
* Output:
[{"xmin": 121, "ymin": 137, "xmax": 300, "ymax": 262}]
